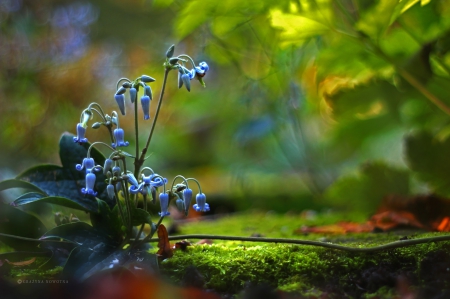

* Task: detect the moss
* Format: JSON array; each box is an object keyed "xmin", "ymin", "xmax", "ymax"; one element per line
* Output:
[{"xmin": 159, "ymin": 211, "xmax": 450, "ymax": 297}]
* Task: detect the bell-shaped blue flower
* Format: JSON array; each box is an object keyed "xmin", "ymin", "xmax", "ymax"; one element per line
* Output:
[
  {"xmin": 141, "ymin": 95, "xmax": 150, "ymax": 120},
  {"xmin": 115, "ymin": 94, "xmax": 126, "ymax": 115},
  {"xmin": 193, "ymin": 193, "xmax": 210, "ymax": 212},
  {"xmin": 76, "ymin": 157, "xmax": 95, "ymax": 173},
  {"xmin": 183, "ymin": 188, "xmax": 193, "ymax": 213},
  {"xmin": 129, "ymin": 87, "xmax": 137, "ymax": 104},
  {"xmin": 112, "ymin": 128, "xmax": 129, "ymax": 148},
  {"xmin": 73, "ymin": 123, "xmax": 88, "ymax": 144},
  {"xmin": 81, "ymin": 172, "xmax": 97, "ymax": 196},
  {"xmin": 159, "ymin": 193, "xmax": 170, "ymax": 216}
]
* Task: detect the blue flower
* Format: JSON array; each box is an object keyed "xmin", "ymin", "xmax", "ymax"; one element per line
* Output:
[
  {"xmin": 76, "ymin": 157, "xmax": 95, "ymax": 173},
  {"xmin": 129, "ymin": 87, "xmax": 137, "ymax": 104},
  {"xmin": 181, "ymin": 73, "xmax": 191, "ymax": 92},
  {"xmin": 141, "ymin": 95, "xmax": 150, "ymax": 120},
  {"xmin": 193, "ymin": 193, "xmax": 210, "ymax": 212},
  {"xmin": 140, "ymin": 75, "xmax": 155, "ymax": 83},
  {"xmin": 103, "ymin": 159, "xmax": 113, "ymax": 175},
  {"xmin": 183, "ymin": 188, "xmax": 193, "ymax": 213},
  {"xmin": 195, "ymin": 62, "xmax": 209, "ymax": 77},
  {"xmin": 159, "ymin": 193, "xmax": 170, "ymax": 216},
  {"xmin": 73, "ymin": 123, "xmax": 88, "ymax": 144},
  {"xmin": 144, "ymin": 85, "xmax": 153, "ymax": 100},
  {"xmin": 81, "ymin": 172, "xmax": 97, "ymax": 196},
  {"xmin": 114, "ymin": 94, "xmax": 126, "ymax": 115},
  {"xmin": 112, "ymin": 128, "xmax": 129, "ymax": 148},
  {"xmin": 107, "ymin": 184, "xmax": 115, "ymax": 200}
]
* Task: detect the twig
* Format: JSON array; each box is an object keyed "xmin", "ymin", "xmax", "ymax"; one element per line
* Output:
[{"xmin": 141, "ymin": 234, "xmax": 450, "ymax": 253}]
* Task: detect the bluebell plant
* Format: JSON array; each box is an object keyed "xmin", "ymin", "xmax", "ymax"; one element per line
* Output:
[
  {"xmin": 72, "ymin": 44, "xmax": 210, "ymax": 246},
  {"xmin": 0, "ymin": 45, "xmax": 211, "ymax": 279}
]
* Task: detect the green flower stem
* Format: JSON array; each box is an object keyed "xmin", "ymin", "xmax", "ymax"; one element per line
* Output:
[
  {"xmin": 120, "ymin": 157, "xmax": 132, "ymax": 239},
  {"xmin": 141, "ymin": 234, "xmax": 450, "ymax": 253},
  {"xmin": 139, "ymin": 215, "xmax": 166, "ymax": 245},
  {"xmin": 137, "ymin": 69, "xmax": 170, "ymax": 170},
  {"xmin": 0, "ymin": 251, "xmax": 53, "ymax": 258},
  {"xmin": 0, "ymin": 233, "xmax": 78, "ymax": 245},
  {"xmin": 133, "ymin": 93, "xmax": 140, "ymax": 178},
  {"xmin": 113, "ymin": 183, "xmax": 127, "ymax": 236}
]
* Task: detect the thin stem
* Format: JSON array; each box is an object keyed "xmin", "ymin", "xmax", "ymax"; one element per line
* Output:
[
  {"xmin": 138, "ymin": 69, "xmax": 170, "ymax": 165},
  {"xmin": 134, "ymin": 91, "xmax": 140, "ymax": 178},
  {"xmin": 0, "ymin": 233, "xmax": 76, "ymax": 244},
  {"xmin": 140, "ymin": 215, "xmax": 165, "ymax": 244},
  {"xmin": 140, "ymin": 234, "xmax": 450, "ymax": 253},
  {"xmin": 116, "ymin": 78, "xmax": 131, "ymax": 91},
  {"xmin": 113, "ymin": 183, "xmax": 127, "ymax": 234}
]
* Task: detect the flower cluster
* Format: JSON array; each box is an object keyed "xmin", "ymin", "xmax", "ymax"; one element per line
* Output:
[{"xmin": 72, "ymin": 44, "xmax": 210, "ymax": 238}]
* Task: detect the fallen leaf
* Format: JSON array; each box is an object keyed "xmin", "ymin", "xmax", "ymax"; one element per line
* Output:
[
  {"xmin": 156, "ymin": 224, "xmax": 173, "ymax": 260},
  {"xmin": 369, "ymin": 211, "xmax": 424, "ymax": 231},
  {"xmin": 5, "ymin": 257, "xmax": 36, "ymax": 266},
  {"xmin": 173, "ymin": 240, "xmax": 192, "ymax": 251}
]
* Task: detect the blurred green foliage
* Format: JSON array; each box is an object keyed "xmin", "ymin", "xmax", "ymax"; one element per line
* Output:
[{"xmin": 2, "ymin": 0, "xmax": 450, "ymax": 216}]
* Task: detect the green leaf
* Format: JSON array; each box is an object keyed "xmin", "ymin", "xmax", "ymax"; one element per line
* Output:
[
  {"xmin": 79, "ymin": 249, "xmax": 158, "ymax": 281},
  {"xmin": 405, "ymin": 131, "xmax": 450, "ymax": 196},
  {"xmin": 324, "ymin": 162, "xmax": 410, "ymax": 213},
  {"xmin": 0, "ymin": 203, "xmax": 47, "ymax": 250},
  {"xmin": 130, "ymin": 207, "xmax": 152, "ymax": 226},
  {"xmin": 0, "ymin": 179, "xmax": 45, "ymax": 193},
  {"xmin": 90, "ymin": 200, "xmax": 123, "ymax": 242},
  {"xmin": 13, "ymin": 195, "xmax": 100, "ymax": 213},
  {"xmin": 16, "ymin": 133, "xmax": 110, "ymax": 207}
]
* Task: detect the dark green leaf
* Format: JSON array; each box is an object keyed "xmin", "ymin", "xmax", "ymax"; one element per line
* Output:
[
  {"xmin": 79, "ymin": 248, "xmax": 158, "ymax": 281},
  {"xmin": 324, "ymin": 162, "xmax": 410, "ymax": 213},
  {"xmin": 0, "ymin": 179, "xmax": 45, "ymax": 193},
  {"xmin": 0, "ymin": 203, "xmax": 47, "ymax": 250},
  {"xmin": 16, "ymin": 133, "xmax": 111, "ymax": 207},
  {"xmin": 90, "ymin": 200, "xmax": 123, "ymax": 242},
  {"xmin": 13, "ymin": 195, "xmax": 100, "ymax": 213},
  {"xmin": 405, "ymin": 131, "xmax": 450, "ymax": 196},
  {"xmin": 130, "ymin": 207, "xmax": 152, "ymax": 226}
]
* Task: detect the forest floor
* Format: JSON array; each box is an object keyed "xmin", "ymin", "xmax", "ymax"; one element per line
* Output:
[{"xmin": 2, "ymin": 210, "xmax": 450, "ymax": 299}]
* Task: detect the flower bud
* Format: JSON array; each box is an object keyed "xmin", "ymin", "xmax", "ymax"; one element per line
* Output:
[
  {"xmin": 103, "ymin": 159, "xmax": 113, "ymax": 175},
  {"xmin": 107, "ymin": 184, "xmax": 115, "ymax": 200},
  {"xmin": 144, "ymin": 85, "xmax": 153, "ymax": 100},
  {"xmin": 129, "ymin": 87, "xmax": 137, "ymax": 104},
  {"xmin": 169, "ymin": 57, "xmax": 179, "ymax": 65},
  {"xmin": 181, "ymin": 74, "xmax": 191, "ymax": 92},
  {"xmin": 114, "ymin": 94, "xmax": 126, "ymax": 115},
  {"xmin": 140, "ymin": 75, "xmax": 155, "ymax": 83},
  {"xmin": 178, "ymin": 71, "xmax": 183, "ymax": 89},
  {"xmin": 126, "ymin": 173, "xmax": 139, "ymax": 187},
  {"xmin": 141, "ymin": 95, "xmax": 150, "ymax": 120},
  {"xmin": 183, "ymin": 188, "xmax": 193, "ymax": 214},
  {"xmin": 176, "ymin": 198, "xmax": 185, "ymax": 212},
  {"xmin": 115, "ymin": 86, "xmax": 127, "ymax": 95},
  {"xmin": 122, "ymin": 82, "xmax": 131, "ymax": 88},
  {"xmin": 166, "ymin": 44, "xmax": 175, "ymax": 58},
  {"xmin": 92, "ymin": 122, "xmax": 102, "ymax": 129}
]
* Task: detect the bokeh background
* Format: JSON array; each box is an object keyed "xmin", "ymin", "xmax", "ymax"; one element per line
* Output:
[{"xmin": 1, "ymin": 0, "xmax": 450, "ymax": 217}]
